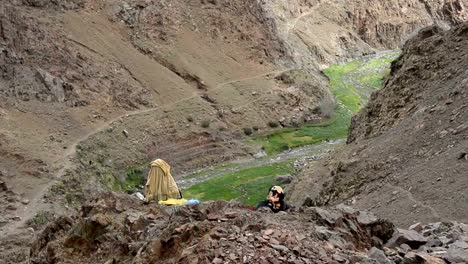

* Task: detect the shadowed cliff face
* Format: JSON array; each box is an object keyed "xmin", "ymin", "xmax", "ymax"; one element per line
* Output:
[{"xmin": 290, "ymin": 23, "xmax": 468, "ymax": 227}]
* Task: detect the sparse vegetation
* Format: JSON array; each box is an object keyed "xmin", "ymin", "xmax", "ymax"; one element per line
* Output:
[
  {"xmin": 252, "ymin": 52, "xmax": 399, "ymax": 155},
  {"xmin": 113, "ymin": 165, "xmax": 146, "ymax": 192},
  {"xmin": 27, "ymin": 211, "xmax": 54, "ymax": 229}
]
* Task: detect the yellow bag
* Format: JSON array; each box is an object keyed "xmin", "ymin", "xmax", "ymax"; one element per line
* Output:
[{"xmin": 158, "ymin": 198, "xmax": 188, "ymax": 206}]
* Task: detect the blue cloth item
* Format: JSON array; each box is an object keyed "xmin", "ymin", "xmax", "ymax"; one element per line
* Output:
[{"xmin": 186, "ymin": 199, "xmax": 200, "ymax": 205}]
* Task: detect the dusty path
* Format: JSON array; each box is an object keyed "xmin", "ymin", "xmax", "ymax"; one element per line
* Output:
[{"xmin": 285, "ymin": 7, "xmax": 319, "ymax": 35}]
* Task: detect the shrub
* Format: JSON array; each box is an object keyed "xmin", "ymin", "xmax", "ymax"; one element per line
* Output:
[
  {"xmin": 252, "ymin": 126, "xmax": 259, "ymax": 131},
  {"xmin": 243, "ymin": 127, "xmax": 253, "ymax": 136},
  {"xmin": 27, "ymin": 211, "xmax": 54, "ymax": 229},
  {"xmin": 268, "ymin": 121, "xmax": 279, "ymax": 128},
  {"xmin": 201, "ymin": 120, "xmax": 210, "ymax": 128},
  {"xmin": 186, "ymin": 116, "xmax": 194, "ymax": 122}
]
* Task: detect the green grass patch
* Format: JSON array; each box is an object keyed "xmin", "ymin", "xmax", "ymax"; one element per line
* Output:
[
  {"xmin": 251, "ymin": 51, "xmax": 400, "ymax": 155},
  {"xmin": 252, "ymin": 105, "xmax": 350, "ymax": 155},
  {"xmin": 113, "ymin": 165, "xmax": 146, "ymax": 192},
  {"xmin": 183, "ymin": 161, "xmax": 294, "ymax": 205},
  {"xmin": 359, "ymin": 52, "xmax": 399, "ymax": 71},
  {"xmin": 323, "ymin": 64, "xmax": 363, "ymax": 113},
  {"xmin": 359, "ymin": 72, "xmax": 385, "ymax": 88}
]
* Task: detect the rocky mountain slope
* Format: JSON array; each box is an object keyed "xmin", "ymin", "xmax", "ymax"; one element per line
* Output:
[
  {"xmin": 261, "ymin": 0, "xmax": 467, "ymax": 69},
  {"xmin": 0, "ymin": 0, "xmax": 465, "ymax": 215},
  {"xmin": 0, "ymin": 0, "xmax": 467, "ymax": 263},
  {"xmin": 289, "ymin": 23, "xmax": 468, "ymax": 227}
]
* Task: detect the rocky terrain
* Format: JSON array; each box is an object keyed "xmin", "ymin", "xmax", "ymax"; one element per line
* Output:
[
  {"xmin": 1, "ymin": 0, "xmax": 468, "ymax": 263},
  {"xmin": 261, "ymin": 0, "xmax": 467, "ymax": 69},
  {"xmin": 289, "ymin": 23, "xmax": 468, "ymax": 227},
  {"xmin": 21, "ymin": 193, "xmax": 468, "ymax": 264}
]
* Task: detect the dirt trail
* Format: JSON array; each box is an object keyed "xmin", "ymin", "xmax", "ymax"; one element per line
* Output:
[{"xmin": 285, "ymin": 7, "xmax": 319, "ymax": 35}]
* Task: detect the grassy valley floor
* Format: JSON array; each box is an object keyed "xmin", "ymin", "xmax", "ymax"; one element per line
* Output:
[{"xmin": 144, "ymin": 51, "xmax": 400, "ymax": 205}]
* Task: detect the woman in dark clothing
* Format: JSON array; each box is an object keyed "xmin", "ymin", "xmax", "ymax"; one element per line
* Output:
[{"xmin": 255, "ymin": 186, "xmax": 289, "ymax": 213}]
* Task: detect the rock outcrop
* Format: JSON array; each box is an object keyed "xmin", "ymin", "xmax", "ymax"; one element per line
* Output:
[
  {"xmin": 289, "ymin": 23, "xmax": 468, "ymax": 226},
  {"xmin": 27, "ymin": 193, "xmax": 468, "ymax": 264}
]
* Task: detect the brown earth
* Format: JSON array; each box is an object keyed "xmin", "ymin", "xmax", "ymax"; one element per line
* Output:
[
  {"xmin": 0, "ymin": 0, "xmax": 467, "ymax": 263},
  {"xmin": 289, "ymin": 23, "xmax": 468, "ymax": 227}
]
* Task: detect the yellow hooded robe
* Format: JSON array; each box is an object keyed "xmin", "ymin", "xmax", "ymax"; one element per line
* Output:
[{"xmin": 144, "ymin": 159, "xmax": 181, "ymax": 202}]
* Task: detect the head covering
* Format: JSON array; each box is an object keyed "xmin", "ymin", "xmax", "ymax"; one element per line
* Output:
[
  {"xmin": 144, "ymin": 159, "xmax": 181, "ymax": 202},
  {"xmin": 267, "ymin": 186, "xmax": 284, "ymax": 199},
  {"xmin": 151, "ymin": 159, "xmax": 171, "ymax": 176},
  {"xmin": 267, "ymin": 186, "xmax": 285, "ymax": 209}
]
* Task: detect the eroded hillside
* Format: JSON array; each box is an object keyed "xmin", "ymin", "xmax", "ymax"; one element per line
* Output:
[
  {"xmin": 0, "ymin": 1, "xmax": 467, "ymax": 263},
  {"xmin": 289, "ymin": 23, "xmax": 468, "ymax": 227}
]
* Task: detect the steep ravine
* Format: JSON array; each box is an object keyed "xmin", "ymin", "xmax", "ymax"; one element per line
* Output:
[{"xmin": 289, "ymin": 23, "xmax": 468, "ymax": 227}]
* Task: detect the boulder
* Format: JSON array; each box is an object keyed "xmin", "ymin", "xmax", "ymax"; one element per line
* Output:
[
  {"xmin": 275, "ymin": 175, "xmax": 294, "ymax": 184},
  {"xmin": 368, "ymin": 247, "xmax": 393, "ymax": 264},
  {"xmin": 253, "ymin": 150, "xmax": 267, "ymax": 159},
  {"xmin": 450, "ymin": 240, "xmax": 468, "ymax": 249},
  {"xmin": 357, "ymin": 211, "xmax": 378, "ymax": 225},
  {"xmin": 308, "ymin": 207, "xmax": 342, "ymax": 226},
  {"xmin": 444, "ymin": 247, "xmax": 468, "ymax": 263},
  {"xmin": 385, "ymin": 229, "xmax": 428, "ymax": 249},
  {"xmin": 409, "ymin": 223, "xmax": 423, "ymax": 233},
  {"xmin": 270, "ymin": 244, "xmax": 289, "ymax": 253},
  {"xmin": 414, "ymin": 253, "xmax": 445, "ymax": 264},
  {"xmin": 125, "ymin": 212, "xmax": 147, "ymax": 233},
  {"xmin": 64, "ymin": 214, "xmax": 111, "ymax": 250},
  {"xmin": 425, "ymin": 238, "xmax": 443, "ymax": 248}
]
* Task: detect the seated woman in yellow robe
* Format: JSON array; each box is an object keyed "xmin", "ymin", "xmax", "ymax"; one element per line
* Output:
[{"xmin": 144, "ymin": 159, "xmax": 182, "ymax": 203}]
